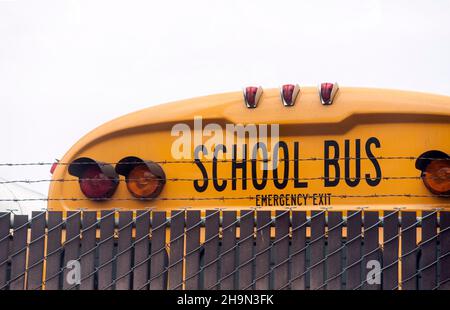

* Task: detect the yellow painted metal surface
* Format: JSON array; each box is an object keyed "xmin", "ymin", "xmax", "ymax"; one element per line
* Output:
[{"xmin": 48, "ymin": 87, "xmax": 450, "ymax": 212}]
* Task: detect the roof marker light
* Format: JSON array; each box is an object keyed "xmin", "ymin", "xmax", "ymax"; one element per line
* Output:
[
  {"xmin": 280, "ymin": 84, "xmax": 300, "ymax": 106},
  {"xmin": 243, "ymin": 86, "xmax": 263, "ymax": 108},
  {"xmin": 319, "ymin": 82, "xmax": 339, "ymax": 105}
]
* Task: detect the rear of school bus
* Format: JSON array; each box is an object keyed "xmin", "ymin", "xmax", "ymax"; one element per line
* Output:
[{"xmin": 47, "ymin": 84, "xmax": 450, "ymax": 289}]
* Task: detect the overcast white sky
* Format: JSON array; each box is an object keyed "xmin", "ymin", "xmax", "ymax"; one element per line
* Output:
[{"xmin": 1, "ymin": 0, "xmax": 450, "ymax": 195}]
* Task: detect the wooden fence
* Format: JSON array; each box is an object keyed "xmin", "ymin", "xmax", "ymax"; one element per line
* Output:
[{"xmin": 0, "ymin": 210, "xmax": 449, "ymax": 290}]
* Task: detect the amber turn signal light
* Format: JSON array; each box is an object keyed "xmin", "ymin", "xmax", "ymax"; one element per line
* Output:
[
  {"xmin": 416, "ymin": 150, "xmax": 450, "ymax": 196},
  {"xmin": 116, "ymin": 156, "xmax": 166, "ymax": 199}
]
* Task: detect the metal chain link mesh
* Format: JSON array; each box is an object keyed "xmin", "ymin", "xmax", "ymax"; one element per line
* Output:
[{"xmin": 0, "ymin": 209, "xmax": 448, "ymax": 290}]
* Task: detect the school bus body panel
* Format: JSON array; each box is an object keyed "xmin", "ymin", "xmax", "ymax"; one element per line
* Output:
[{"xmin": 48, "ymin": 87, "xmax": 450, "ymax": 212}]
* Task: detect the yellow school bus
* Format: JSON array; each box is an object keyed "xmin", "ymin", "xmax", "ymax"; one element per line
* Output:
[{"xmin": 47, "ymin": 84, "xmax": 450, "ymax": 212}]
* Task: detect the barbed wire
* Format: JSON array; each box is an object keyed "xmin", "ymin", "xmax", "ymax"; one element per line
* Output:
[
  {"xmin": 0, "ymin": 196, "xmax": 254, "ymax": 202},
  {"xmin": 1, "ymin": 175, "xmax": 447, "ymax": 185},
  {"xmin": 0, "ymin": 156, "xmax": 448, "ymax": 167},
  {"xmin": 0, "ymin": 193, "xmax": 448, "ymax": 202}
]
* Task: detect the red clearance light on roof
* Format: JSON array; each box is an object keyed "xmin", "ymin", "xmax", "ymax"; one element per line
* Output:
[
  {"xmin": 319, "ymin": 82, "xmax": 339, "ymax": 105},
  {"xmin": 68, "ymin": 157, "xmax": 119, "ymax": 200},
  {"xmin": 280, "ymin": 84, "xmax": 300, "ymax": 106},
  {"xmin": 243, "ymin": 86, "xmax": 263, "ymax": 108}
]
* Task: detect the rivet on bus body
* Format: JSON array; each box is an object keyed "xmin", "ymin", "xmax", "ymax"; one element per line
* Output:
[
  {"xmin": 243, "ymin": 86, "xmax": 263, "ymax": 108},
  {"xmin": 280, "ymin": 84, "xmax": 300, "ymax": 106},
  {"xmin": 319, "ymin": 82, "xmax": 339, "ymax": 105}
]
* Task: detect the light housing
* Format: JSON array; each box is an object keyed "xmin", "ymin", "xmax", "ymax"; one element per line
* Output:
[
  {"xmin": 319, "ymin": 82, "xmax": 339, "ymax": 105},
  {"xmin": 68, "ymin": 157, "xmax": 119, "ymax": 200},
  {"xmin": 415, "ymin": 150, "xmax": 450, "ymax": 196},
  {"xmin": 280, "ymin": 84, "xmax": 300, "ymax": 106},
  {"xmin": 115, "ymin": 156, "xmax": 166, "ymax": 199},
  {"xmin": 243, "ymin": 86, "xmax": 263, "ymax": 108}
]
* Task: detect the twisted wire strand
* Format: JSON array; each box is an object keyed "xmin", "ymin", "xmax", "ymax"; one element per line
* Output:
[
  {"xmin": 0, "ymin": 193, "xmax": 448, "ymax": 203},
  {"xmin": 2, "ymin": 175, "xmax": 445, "ymax": 185},
  {"xmin": 0, "ymin": 156, "xmax": 447, "ymax": 167}
]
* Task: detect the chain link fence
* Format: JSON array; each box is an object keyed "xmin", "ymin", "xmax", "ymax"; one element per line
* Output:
[{"xmin": 0, "ymin": 209, "xmax": 449, "ymax": 290}]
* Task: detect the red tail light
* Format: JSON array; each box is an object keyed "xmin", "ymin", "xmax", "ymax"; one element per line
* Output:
[
  {"xmin": 79, "ymin": 165, "xmax": 117, "ymax": 199},
  {"xmin": 68, "ymin": 157, "xmax": 118, "ymax": 200}
]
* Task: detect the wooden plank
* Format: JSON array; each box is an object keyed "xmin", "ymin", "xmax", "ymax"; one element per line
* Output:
[
  {"xmin": 238, "ymin": 210, "xmax": 254, "ymax": 290},
  {"xmin": 116, "ymin": 211, "xmax": 133, "ymax": 290},
  {"xmin": 79, "ymin": 211, "xmax": 97, "ymax": 290},
  {"xmin": 185, "ymin": 211, "xmax": 201, "ymax": 290},
  {"xmin": 382, "ymin": 211, "xmax": 399, "ymax": 290},
  {"xmin": 273, "ymin": 210, "xmax": 289, "ymax": 290},
  {"xmin": 45, "ymin": 212, "xmax": 63, "ymax": 290},
  {"xmin": 220, "ymin": 211, "xmax": 236, "ymax": 290},
  {"xmin": 363, "ymin": 211, "xmax": 381, "ymax": 290},
  {"xmin": 255, "ymin": 211, "xmax": 270, "ymax": 290},
  {"xmin": 133, "ymin": 210, "xmax": 150, "ymax": 290},
  {"xmin": 0, "ymin": 212, "xmax": 10, "ymax": 289},
  {"xmin": 62, "ymin": 211, "xmax": 81, "ymax": 290},
  {"xmin": 291, "ymin": 211, "xmax": 307, "ymax": 290},
  {"xmin": 420, "ymin": 211, "xmax": 437, "ymax": 290},
  {"xmin": 27, "ymin": 211, "xmax": 46, "ymax": 290},
  {"xmin": 346, "ymin": 211, "xmax": 362, "ymax": 289},
  {"xmin": 439, "ymin": 212, "xmax": 450, "ymax": 290},
  {"xmin": 9, "ymin": 215, "xmax": 28, "ymax": 290},
  {"xmin": 168, "ymin": 210, "xmax": 185, "ymax": 290},
  {"xmin": 326, "ymin": 211, "xmax": 342, "ymax": 290},
  {"xmin": 149, "ymin": 211, "xmax": 167, "ymax": 290},
  {"xmin": 401, "ymin": 212, "xmax": 418, "ymax": 290},
  {"xmin": 310, "ymin": 211, "xmax": 325, "ymax": 290},
  {"xmin": 204, "ymin": 210, "xmax": 220, "ymax": 290}
]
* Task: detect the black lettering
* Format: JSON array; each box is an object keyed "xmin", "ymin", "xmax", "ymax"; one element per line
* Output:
[
  {"xmin": 281, "ymin": 194, "xmax": 286, "ymax": 206},
  {"xmin": 251, "ymin": 142, "xmax": 268, "ymax": 190},
  {"xmin": 194, "ymin": 145, "xmax": 208, "ymax": 192},
  {"xmin": 273, "ymin": 194, "xmax": 279, "ymax": 206},
  {"xmin": 213, "ymin": 144, "xmax": 227, "ymax": 191},
  {"xmin": 324, "ymin": 140, "xmax": 340, "ymax": 187},
  {"xmin": 294, "ymin": 142, "xmax": 308, "ymax": 188},
  {"xmin": 290, "ymin": 194, "xmax": 296, "ymax": 206},
  {"xmin": 344, "ymin": 139, "xmax": 361, "ymax": 187},
  {"xmin": 232, "ymin": 144, "xmax": 247, "ymax": 190},
  {"xmin": 302, "ymin": 194, "xmax": 308, "ymax": 205},
  {"xmin": 256, "ymin": 195, "xmax": 261, "ymax": 207},
  {"xmin": 365, "ymin": 137, "xmax": 382, "ymax": 186},
  {"xmin": 273, "ymin": 141, "xmax": 289, "ymax": 189}
]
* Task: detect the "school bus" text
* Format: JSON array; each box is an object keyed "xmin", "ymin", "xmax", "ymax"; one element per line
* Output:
[{"xmin": 193, "ymin": 137, "xmax": 382, "ymax": 192}]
